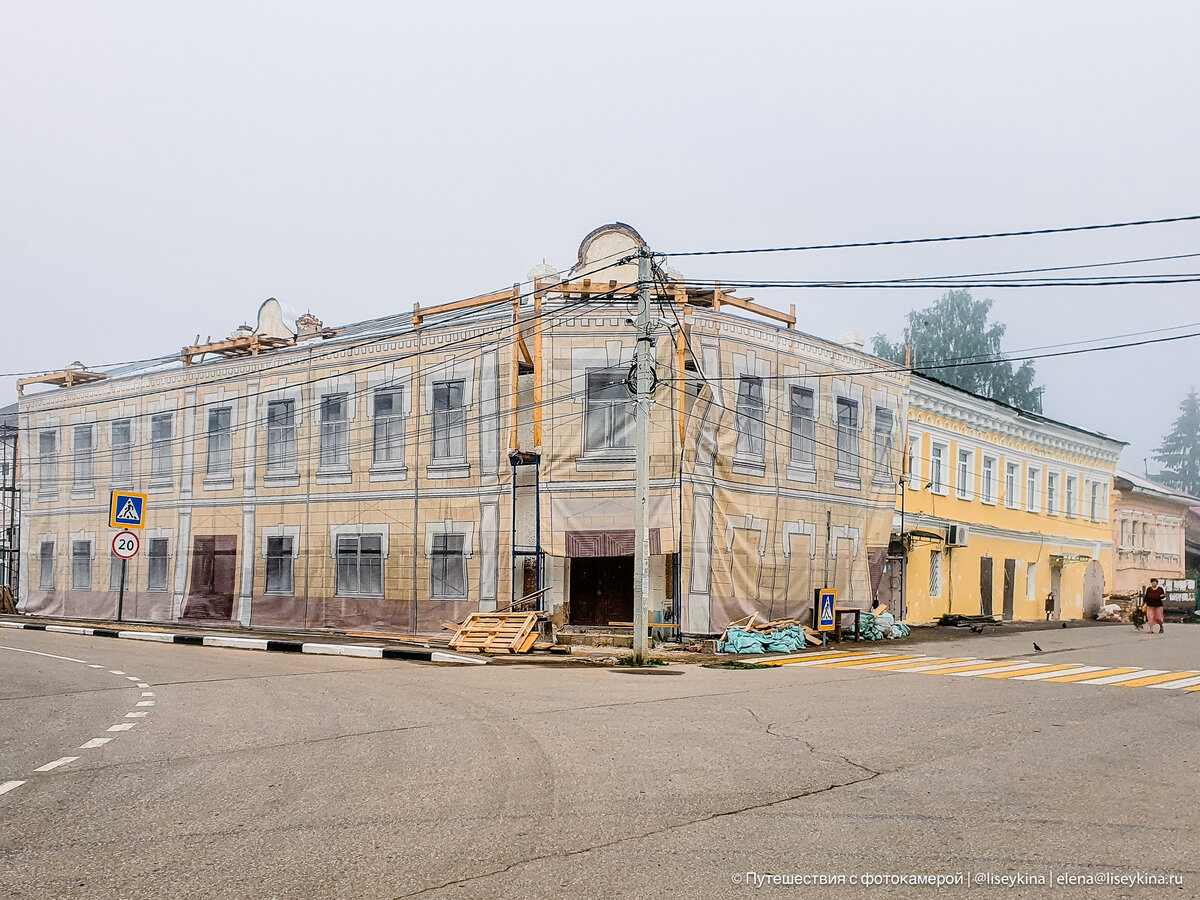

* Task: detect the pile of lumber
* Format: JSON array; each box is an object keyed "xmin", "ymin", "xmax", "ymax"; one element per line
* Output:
[
  {"xmin": 719, "ymin": 612, "xmax": 822, "ymax": 646},
  {"xmin": 447, "ymin": 612, "xmax": 539, "ymax": 654}
]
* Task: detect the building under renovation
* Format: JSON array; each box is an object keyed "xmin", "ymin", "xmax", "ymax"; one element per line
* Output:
[{"xmin": 16, "ymin": 224, "xmax": 908, "ymax": 636}]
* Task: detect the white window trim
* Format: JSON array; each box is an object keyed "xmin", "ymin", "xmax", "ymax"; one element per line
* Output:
[
  {"xmin": 1064, "ymin": 473, "xmax": 1078, "ymax": 518},
  {"xmin": 980, "ymin": 454, "xmax": 998, "ymax": 506},
  {"xmin": 907, "ymin": 432, "xmax": 922, "ymax": 490},
  {"xmin": 1026, "ymin": 466, "xmax": 1042, "ymax": 513},
  {"xmin": 367, "ymin": 366, "xmax": 413, "ymax": 481},
  {"xmin": 928, "ymin": 441, "xmax": 949, "ymax": 495},
  {"xmin": 831, "ymin": 377, "xmax": 864, "ymax": 487},
  {"xmin": 1025, "ymin": 562, "xmax": 1037, "ymax": 601},
  {"xmin": 1045, "ymin": 470, "xmax": 1061, "ymax": 516},
  {"xmin": 328, "ymin": 523, "xmax": 391, "ymax": 560},
  {"xmin": 261, "ymin": 524, "xmax": 302, "ymax": 596},
  {"xmin": 955, "ymin": 446, "xmax": 975, "ymax": 501},
  {"xmin": 424, "ymin": 518, "xmax": 475, "ymax": 601},
  {"xmin": 869, "ymin": 388, "xmax": 900, "ymax": 491},
  {"xmin": 1004, "ymin": 460, "xmax": 1021, "ymax": 510}
]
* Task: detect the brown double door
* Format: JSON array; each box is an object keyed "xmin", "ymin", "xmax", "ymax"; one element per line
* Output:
[
  {"xmin": 569, "ymin": 556, "xmax": 634, "ymax": 626},
  {"xmin": 182, "ymin": 535, "xmax": 238, "ymax": 620}
]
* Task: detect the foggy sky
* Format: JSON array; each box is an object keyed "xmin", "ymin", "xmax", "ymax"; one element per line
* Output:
[{"xmin": 3, "ymin": 1, "xmax": 1198, "ymax": 474}]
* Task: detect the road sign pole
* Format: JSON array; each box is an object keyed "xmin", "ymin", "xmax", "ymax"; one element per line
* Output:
[{"xmin": 117, "ymin": 558, "xmax": 126, "ymax": 623}]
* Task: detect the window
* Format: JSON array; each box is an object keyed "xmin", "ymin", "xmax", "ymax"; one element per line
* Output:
[
  {"xmin": 336, "ymin": 534, "xmax": 383, "ymax": 597},
  {"xmin": 1131, "ymin": 520, "xmax": 1140, "ymax": 549},
  {"xmin": 39, "ymin": 541, "xmax": 55, "ymax": 590},
  {"xmin": 1026, "ymin": 466, "xmax": 1040, "ymax": 512},
  {"xmin": 1025, "ymin": 562, "xmax": 1037, "ymax": 601},
  {"xmin": 835, "ymin": 398, "xmax": 859, "ymax": 475},
  {"xmin": 38, "ymin": 430, "xmax": 58, "ymax": 493},
  {"xmin": 372, "ymin": 389, "xmax": 405, "ymax": 464},
  {"xmin": 583, "ymin": 368, "xmax": 632, "ymax": 453},
  {"xmin": 71, "ymin": 540, "xmax": 91, "ymax": 590},
  {"xmin": 1046, "ymin": 472, "xmax": 1059, "ymax": 515},
  {"xmin": 929, "ymin": 442, "xmax": 946, "ymax": 494},
  {"xmin": 907, "ymin": 433, "xmax": 921, "ymax": 486},
  {"xmin": 431, "ymin": 533, "xmax": 467, "ymax": 599},
  {"xmin": 147, "ymin": 538, "xmax": 170, "ymax": 592},
  {"xmin": 319, "ymin": 394, "xmax": 350, "ymax": 469},
  {"xmin": 109, "ymin": 552, "xmax": 124, "ymax": 592},
  {"xmin": 873, "ymin": 407, "xmax": 894, "ymax": 482},
  {"xmin": 1065, "ymin": 475, "xmax": 1077, "ymax": 517},
  {"xmin": 205, "ymin": 407, "xmax": 233, "ymax": 476},
  {"xmin": 930, "ymin": 550, "xmax": 943, "ymax": 598},
  {"xmin": 956, "ymin": 448, "xmax": 973, "ymax": 500},
  {"xmin": 266, "ymin": 400, "xmax": 297, "ymax": 473},
  {"xmin": 150, "ymin": 414, "xmax": 174, "ymax": 479},
  {"xmin": 111, "ymin": 419, "xmax": 133, "ymax": 484},
  {"xmin": 1090, "ymin": 481, "xmax": 1104, "ymax": 521},
  {"xmin": 735, "ymin": 376, "xmax": 766, "ymax": 458},
  {"xmin": 789, "ymin": 387, "xmax": 816, "ymax": 468},
  {"xmin": 265, "ymin": 536, "xmax": 294, "ymax": 595},
  {"xmin": 1119, "ymin": 519, "xmax": 1129, "ymax": 548},
  {"xmin": 981, "ymin": 455, "xmax": 997, "ymax": 504},
  {"xmin": 73, "ymin": 425, "xmax": 94, "ymax": 487},
  {"xmin": 432, "ymin": 381, "xmax": 466, "ymax": 460},
  {"xmin": 1005, "ymin": 461, "xmax": 1020, "ymax": 509}
]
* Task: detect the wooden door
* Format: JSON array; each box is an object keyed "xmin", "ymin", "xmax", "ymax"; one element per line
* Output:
[
  {"xmin": 1002, "ymin": 558, "xmax": 1016, "ymax": 621},
  {"xmin": 182, "ymin": 534, "xmax": 238, "ymax": 619},
  {"xmin": 979, "ymin": 557, "xmax": 994, "ymax": 617},
  {"xmin": 569, "ymin": 556, "xmax": 633, "ymax": 626},
  {"xmin": 1050, "ymin": 566, "xmax": 1062, "ymax": 618}
]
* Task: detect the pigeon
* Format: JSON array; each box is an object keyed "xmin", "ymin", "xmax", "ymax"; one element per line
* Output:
[
  {"xmin": 970, "ymin": 625, "xmax": 985, "ymax": 634},
  {"xmin": 1033, "ymin": 642, "xmax": 1043, "ymax": 652},
  {"xmin": 1061, "ymin": 622, "xmax": 1067, "ymax": 629}
]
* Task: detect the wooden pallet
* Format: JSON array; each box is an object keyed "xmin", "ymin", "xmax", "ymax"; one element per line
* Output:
[{"xmin": 448, "ymin": 613, "xmax": 540, "ymax": 654}]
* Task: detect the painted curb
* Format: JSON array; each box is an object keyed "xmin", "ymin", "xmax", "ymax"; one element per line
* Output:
[{"xmin": 0, "ymin": 620, "xmax": 487, "ymax": 665}]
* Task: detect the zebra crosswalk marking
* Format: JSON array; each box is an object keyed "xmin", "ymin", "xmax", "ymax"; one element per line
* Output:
[
  {"xmin": 945, "ymin": 662, "xmax": 1044, "ymax": 677},
  {"xmin": 1040, "ymin": 667, "xmax": 1139, "ymax": 683},
  {"xmin": 812, "ymin": 654, "xmax": 917, "ymax": 668},
  {"xmin": 1078, "ymin": 669, "xmax": 1166, "ymax": 685},
  {"xmin": 1013, "ymin": 665, "xmax": 1105, "ymax": 681},
  {"xmin": 868, "ymin": 657, "xmax": 973, "ymax": 671},
  {"xmin": 1116, "ymin": 671, "xmax": 1200, "ymax": 688},
  {"xmin": 982, "ymin": 664, "xmax": 1079, "ymax": 679},
  {"xmin": 773, "ymin": 652, "xmax": 890, "ymax": 668},
  {"xmin": 1151, "ymin": 674, "xmax": 1200, "ymax": 690}
]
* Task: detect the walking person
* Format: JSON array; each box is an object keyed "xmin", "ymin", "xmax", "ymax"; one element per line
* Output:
[{"xmin": 1144, "ymin": 578, "xmax": 1166, "ymax": 634}]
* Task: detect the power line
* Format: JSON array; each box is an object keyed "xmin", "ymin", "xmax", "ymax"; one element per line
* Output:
[{"xmin": 661, "ymin": 214, "xmax": 1200, "ymax": 258}]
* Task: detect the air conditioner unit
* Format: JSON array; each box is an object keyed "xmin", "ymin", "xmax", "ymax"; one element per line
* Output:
[{"xmin": 946, "ymin": 524, "xmax": 970, "ymax": 548}]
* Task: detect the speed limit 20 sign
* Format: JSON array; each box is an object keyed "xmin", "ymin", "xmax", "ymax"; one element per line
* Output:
[{"xmin": 112, "ymin": 530, "xmax": 140, "ymax": 560}]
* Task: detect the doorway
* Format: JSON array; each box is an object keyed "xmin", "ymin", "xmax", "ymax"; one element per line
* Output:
[
  {"xmin": 980, "ymin": 557, "xmax": 994, "ymax": 617},
  {"xmin": 569, "ymin": 556, "xmax": 633, "ymax": 626},
  {"xmin": 1050, "ymin": 566, "xmax": 1063, "ymax": 619},
  {"xmin": 1002, "ymin": 558, "xmax": 1016, "ymax": 621},
  {"xmin": 182, "ymin": 534, "xmax": 238, "ymax": 619}
]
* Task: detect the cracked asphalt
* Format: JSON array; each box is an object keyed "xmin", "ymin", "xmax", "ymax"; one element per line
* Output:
[{"xmin": 1, "ymin": 625, "xmax": 1197, "ymax": 899}]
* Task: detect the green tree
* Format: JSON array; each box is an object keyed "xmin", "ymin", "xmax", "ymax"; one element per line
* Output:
[
  {"xmin": 871, "ymin": 289, "xmax": 1043, "ymax": 412},
  {"xmin": 1154, "ymin": 389, "xmax": 1200, "ymax": 497}
]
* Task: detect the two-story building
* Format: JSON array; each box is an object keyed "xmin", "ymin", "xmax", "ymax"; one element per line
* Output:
[
  {"xmin": 1110, "ymin": 469, "xmax": 1197, "ymax": 600},
  {"xmin": 16, "ymin": 224, "xmax": 909, "ymax": 637},
  {"xmin": 895, "ymin": 376, "xmax": 1124, "ymax": 623}
]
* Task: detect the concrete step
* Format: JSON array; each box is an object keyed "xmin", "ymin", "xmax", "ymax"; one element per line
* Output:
[{"xmin": 555, "ymin": 631, "xmax": 634, "ymax": 648}]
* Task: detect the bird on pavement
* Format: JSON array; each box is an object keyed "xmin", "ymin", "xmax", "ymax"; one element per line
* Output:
[
  {"xmin": 970, "ymin": 625, "xmax": 985, "ymax": 634},
  {"xmin": 1033, "ymin": 642, "xmax": 1043, "ymax": 652}
]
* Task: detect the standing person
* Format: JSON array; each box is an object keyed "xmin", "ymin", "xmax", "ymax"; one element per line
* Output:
[{"xmin": 1144, "ymin": 578, "xmax": 1166, "ymax": 634}]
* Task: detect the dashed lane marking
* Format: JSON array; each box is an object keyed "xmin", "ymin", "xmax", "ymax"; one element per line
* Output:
[
  {"xmin": 107, "ymin": 723, "xmax": 135, "ymax": 732},
  {"xmin": 33, "ymin": 757, "xmax": 79, "ymax": 772},
  {"xmin": 0, "ymin": 781, "xmax": 25, "ymax": 795},
  {"xmin": 79, "ymin": 738, "xmax": 112, "ymax": 749}
]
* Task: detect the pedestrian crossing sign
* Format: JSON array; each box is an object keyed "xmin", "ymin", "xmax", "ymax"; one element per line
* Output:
[
  {"xmin": 109, "ymin": 491, "xmax": 147, "ymax": 529},
  {"xmin": 816, "ymin": 589, "xmax": 837, "ymax": 632}
]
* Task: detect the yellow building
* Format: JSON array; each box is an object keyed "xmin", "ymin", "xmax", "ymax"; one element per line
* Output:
[{"xmin": 895, "ymin": 376, "xmax": 1124, "ymax": 623}]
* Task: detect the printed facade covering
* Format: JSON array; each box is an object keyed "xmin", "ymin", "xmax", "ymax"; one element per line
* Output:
[
  {"xmin": 897, "ymin": 376, "xmax": 1125, "ymax": 623},
  {"xmin": 1109, "ymin": 469, "xmax": 1197, "ymax": 599}
]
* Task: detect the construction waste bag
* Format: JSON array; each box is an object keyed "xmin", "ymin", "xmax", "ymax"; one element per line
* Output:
[
  {"xmin": 719, "ymin": 625, "xmax": 807, "ymax": 654},
  {"xmin": 855, "ymin": 610, "xmax": 912, "ymax": 641}
]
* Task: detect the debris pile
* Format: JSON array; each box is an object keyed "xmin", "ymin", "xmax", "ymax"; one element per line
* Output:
[
  {"xmin": 858, "ymin": 608, "xmax": 912, "ymax": 641},
  {"xmin": 717, "ymin": 613, "xmax": 823, "ymax": 654}
]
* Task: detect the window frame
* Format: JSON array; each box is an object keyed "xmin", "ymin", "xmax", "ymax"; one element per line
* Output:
[
  {"xmin": 38, "ymin": 540, "xmax": 55, "ymax": 590},
  {"xmin": 1046, "ymin": 471, "xmax": 1059, "ymax": 516},
  {"xmin": 1026, "ymin": 466, "xmax": 1041, "ymax": 513},
  {"xmin": 149, "ymin": 413, "xmax": 174, "ymax": 481},
  {"xmin": 1064, "ymin": 474, "xmax": 1078, "ymax": 518},
  {"xmin": 147, "ymin": 538, "xmax": 170, "ymax": 593},
  {"xmin": 980, "ymin": 454, "xmax": 998, "ymax": 505},
  {"xmin": 38, "ymin": 429, "xmax": 58, "ymax": 495},
  {"xmin": 430, "ymin": 532, "xmax": 468, "ymax": 600},
  {"xmin": 955, "ymin": 447, "xmax": 974, "ymax": 501},
  {"xmin": 431, "ymin": 380, "xmax": 467, "ymax": 463},
  {"xmin": 371, "ymin": 388, "xmax": 407, "ymax": 466},
  {"xmin": 835, "ymin": 397, "xmax": 860, "ymax": 477},
  {"xmin": 734, "ymin": 375, "xmax": 767, "ymax": 460},
  {"xmin": 1004, "ymin": 461, "xmax": 1021, "ymax": 509},
  {"xmin": 872, "ymin": 405, "xmax": 895, "ymax": 484},
  {"xmin": 71, "ymin": 540, "xmax": 92, "ymax": 590},
  {"xmin": 72, "ymin": 424, "xmax": 94, "ymax": 488},
  {"xmin": 928, "ymin": 441, "xmax": 948, "ymax": 495},
  {"xmin": 265, "ymin": 399, "xmax": 298, "ymax": 474},
  {"xmin": 582, "ymin": 367, "xmax": 633, "ymax": 455},
  {"xmin": 335, "ymin": 533, "xmax": 384, "ymax": 598},
  {"xmin": 110, "ymin": 419, "xmax": 133, "ymax": 485},
  {"xmin": 205, "ymin": 405, "xmax": 234, "ymax": 476},
  {"xmin": 264, "ymin": 535, "xmax": 295, "ymax": 595},
  {"xmin": 930, "ymin": 549, "xmax": 943, "ymax": 598},
  {"xmin": 319, "ymin": 393, "xmax": 351, "ymax": 471},
  {"xmin": 788, "ymin": 385, "xmax": 816, "ymax": 471}
]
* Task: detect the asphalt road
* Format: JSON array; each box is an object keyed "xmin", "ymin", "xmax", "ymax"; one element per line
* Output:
[{"xmin": 1, "ymin": 624, "xmax": 1197, "ymax": 899}]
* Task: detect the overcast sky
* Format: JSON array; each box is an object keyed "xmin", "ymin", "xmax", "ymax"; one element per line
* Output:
[{"xmin": 3, "ymin": 1, "xmax": 1198, "ymax": 472}]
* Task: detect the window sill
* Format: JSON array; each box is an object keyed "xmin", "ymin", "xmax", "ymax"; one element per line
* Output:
[
  {"xmin": 202, "ymin": 474, "xmax": 235, "ymax": 491},
  {"xmin": 38, "ymin": 491, "xmax": 59, "ymax": 502},
  {"xmin": 980, "ymin": 498, "xmax": 997, "ymax": 506},
  {"xmin": 70, "ymin": 487, "xmax": 95, "ymax": 500},
  {"xmin": 834, "ymin": 473, "xmax": 861, "ymax": 490},
  {"xmin": 147, "ymin": 479, "xmax": 174, "ymax": 494},
  {"xmin": 732, "ymin": 457, "xmax": 766, "ymax": 478},
  {"xmin": 316, "ymin": 470, "xmax": 353, "ymax": 485},
  {"xmin": 426, "ymin": 461, "xmax": 470, "ymax": 479},
  {"xmin": 369, "ymin": 465, "xmax": 409, "ymax": 483},
  {"xmin": 263, "ymin": 472, "xmax": 301, "ymax": 488},
  {"xmin": 431, "ymin": 595, "xmax": 469, "ymax": 602},
  {"xmin": 110, "ymin": 479, "xmax": 134, "ymax": 490},
  {"xmin": 263, "ymin": 590, "xmax": 296, "ymax": 597},
  {"xmin": 785, "ymin": 465, "xmax": 817, "ymax": 484},
  {"xmin": 334, "ymin": 593, "xmax": 384, "ymax": 600},
  {"xmin": 575, "ymin": 452, "xmax": 634, "ymax": 472},
  {"xmin": 955, "ymin": 493, "xmax": 972, "ymax": 502},
  {"xmin": 871, "ymin": 476, "xmax": 896, "ymax": 492}
]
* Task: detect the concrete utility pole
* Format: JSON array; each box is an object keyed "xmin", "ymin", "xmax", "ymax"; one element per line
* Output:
[{"xmin": 632, "ymin": 247, "xmax": 654, "ymax": 658}]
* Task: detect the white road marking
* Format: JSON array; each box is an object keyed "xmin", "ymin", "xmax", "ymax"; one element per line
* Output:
[
  {"xmin": 778, "ymin": 653, "xmax": 893, "ymax": 668},
  {"xmin": 87, "ymin": 664, "xmax": 105, "ymax": 668},
  {"xmin": 1150, "ymin": 674, "xmax": 1200, "ymax": 690},
  {"xmin": 79, "ymin": 738, "xmax": 113, "ymax": 749},
  {"xmin": 124, "ymin": 712, "xmax": 149, "ymax": 718},
  {"xmin": 205, "ymin": 636, "xmax": 270, "ymax": 650},
  {"xmin": 1080, "ymin": 669, "xmax": 1162, "ymax": 685},
  {"xmin": 45, "ymin": 625, "xmax": 89, "ymax": 635},
  {"xmin": 946, "ymin": 662, "xmax": 1045, "ymax": 677},
  {"xmin": 0, "ymin": 780, "xmax": 25, "ymax": 796},
  {"xmin": 33, "ymin": 756, "xmax": 79, "ymax": 772},
  {"xmin": 125, "ymin": 676, "xmax": 140, "ymax": 681},
  {"xmin": 136, "ymin": 683, "xmax": 149, "ymax": 688},
  {"xmin": 886, "ymin": 658, "xmax": 983, "ymax": 673},
  {"xmin": 118, "ymin": 631, "xmax": 174, "ymax": 642},
  {"xmin": 0, "ymin": 645, "xmax": 88, "ymax": 664},
  {"xmin": 141, "ymin": 692, "xmax": 155, "ymax": 697},
  {"xmin": 1013, "ymin": 665, "xmax": 1105, "ymax": 681},
  {"xmin": 108, "ymin": 670, "xmax": 125, "ymax": 675},
  {"xmin": 834, "ymin": 655, "xmax": 937, "ymax": 670},
  {"xmin": 136, "ymin": 700, "xmax": 155, "ymax": 707},
  {"xmin": 107, "ymin": 723, "xmax": 135, "ymax": 732}
]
